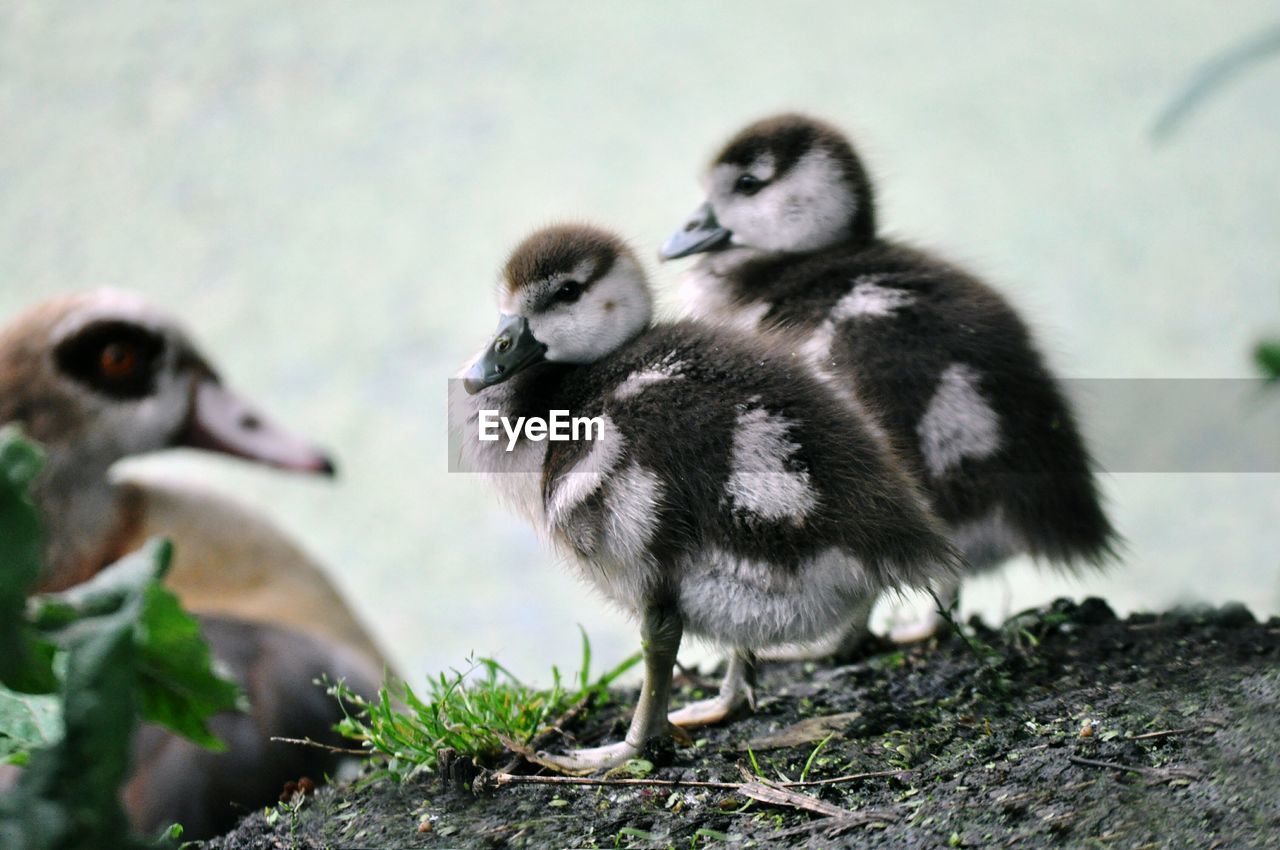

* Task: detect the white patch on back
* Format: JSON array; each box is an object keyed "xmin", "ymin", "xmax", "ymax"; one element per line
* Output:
[
  {"xmin": 678, "ymin": 547, "xmax": 873, "ymax": 647},
  {"xmin": 802, "ymin": 274, "xmax": 913, "ymax": 364},
  {"xmin": 725, "ymin": 407, "xmax": 817, "ymax": 523},
  {"xmin": 612, "ymin": 357, "xmax": 686, "ymax": 400},
  {"xmin": 546, "ymin": 415, "xmax": 624, "ymax": 523},
  {"xmin": 832, "ymin": 275, "xmax": 915, "ymax": 320},
  {"xmin": 599, "ymin": 463, "xmax": 662, "ymax": 563},
  {"xmin": 917, "ymin": 363, "xmax": 1001, "ymax": 478},
  {"xmin": 799, "ymin": 320, "xmax": 838, "ymax": 367},
  {"xmin": 559, "ymin": 462, "xmax": 664, "ymax": 615}
]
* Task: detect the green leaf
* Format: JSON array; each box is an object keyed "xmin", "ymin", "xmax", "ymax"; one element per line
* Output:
[
  {"xmin": 34, "ymin": 540, "xmax": 244, "ymax": 749},
  {"xmin": 1255, "ymin": 339, "xmax": 1280, "ymax": 382},
  {"xmin": 0, "ymin": 686, "xmax": 62, "ymax": 764},
  {"xmin": 132, "ymin": 579, "xmax": 244, "ymax": 749},
  {"xmin": 0, "ymin": 429, "xmax": 225, "ymax": 848},
  {"xmin": 0, "ymin": 566, "xmax": 149, "ymax": 850},
  {"xmin": 0, "ymin": 426, "xmax": 56, "ymax": 694}
]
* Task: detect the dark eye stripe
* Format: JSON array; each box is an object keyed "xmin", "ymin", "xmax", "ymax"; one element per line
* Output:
[{"xmin": 54, "ymin": 320, "xmax": 166, "ymax": 399}]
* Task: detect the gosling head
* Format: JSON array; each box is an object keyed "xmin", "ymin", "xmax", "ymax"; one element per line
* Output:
[
  {"xmin": 0, "ymin": 289, "xmax": 335, "ymax": 481},
  {"xmin": 660, "ymin": 113, "xmax": 876, "ymax": 260},
  {"xmin": 464, "ymin": 224, "xmax": 652, "ymax": 394}
]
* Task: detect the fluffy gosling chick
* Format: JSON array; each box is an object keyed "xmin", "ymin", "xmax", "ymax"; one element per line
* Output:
[
  {"xmin": 661, "ymin": 114, "xmax": 1119, "ymax": 648},
  {"xmin": 454, "ymin": 224, "xmax": 961, "ymax": 772}
]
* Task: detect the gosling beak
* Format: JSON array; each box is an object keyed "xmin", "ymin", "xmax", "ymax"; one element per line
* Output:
[
  {"xmin": 659, "ymin": 201, "xmax": 732, "ymax": 261},
  {"xmin": 180, "ymin": 378, "xmax": 336, "ymax": 476},
  {"xmin": 463, "ymin": 314, "xmax": 548, "ymax": 395}
]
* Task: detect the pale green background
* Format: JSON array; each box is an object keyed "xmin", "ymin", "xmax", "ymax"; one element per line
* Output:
[{"xmin": 2, "ymin": 2, "xmax": 1277, "ymax": 682}]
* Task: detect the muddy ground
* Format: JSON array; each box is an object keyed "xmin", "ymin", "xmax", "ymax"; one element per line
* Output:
[{"xmin": 207, "ymin": 599, "xmax": 1279, "ymax": 849}]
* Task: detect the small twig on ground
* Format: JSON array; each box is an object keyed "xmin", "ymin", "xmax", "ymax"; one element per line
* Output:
[
  {"xmin": 269, "ymin": 736, "xmax": 369, "ymax": 756},
  {"xmin": 737, "ymin": 780, "xmax": 856, "ymax": 818},
  {"xmin": 1130, "ymin": 727, "xmax": 1196, "ymax": 741},
  {"xmin": 487, "ymin": 766, "xmax": 906, "ymax": 791},
  {"xmin": 487, "ymin": 768, "xmax": 904, "ymax": 829},
  {"xmin": 1068, "ymin": 756, "xmax": 1201, "ymax": 786},
  {"xmin": 1069, "ymin": 756, "xmax": 1148, "ymax": 775},
  {"xmin": 769, "ymin": 809, "xmax": 900, "ymax": 840},
  {"xmin": 785, "ymin": 768, "xmax": 908, "ymax": 788}
]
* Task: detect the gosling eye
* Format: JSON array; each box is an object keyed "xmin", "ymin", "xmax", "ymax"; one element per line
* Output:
[
  {"xmin": 733, "ymin": 173, "xmax": 765, "ymax": 195},
  {"xmin": 554, "ymin": 280, "xmax": 583, "ymax": 304}
]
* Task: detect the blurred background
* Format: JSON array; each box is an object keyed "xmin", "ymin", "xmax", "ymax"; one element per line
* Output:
[{"xmin": 1, "ymin": 2, "xmax": 1277, "ymax": 682}]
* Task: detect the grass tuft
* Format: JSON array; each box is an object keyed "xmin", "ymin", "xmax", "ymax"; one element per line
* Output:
[{"xmin": 328, "ymin": 628, "xmax": 639, "ymax": 776}]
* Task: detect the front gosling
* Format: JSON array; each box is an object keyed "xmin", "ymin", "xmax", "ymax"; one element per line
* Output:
[{"xmin": 454, "ymin": 224, "xmax": 961, "ymax": 772}]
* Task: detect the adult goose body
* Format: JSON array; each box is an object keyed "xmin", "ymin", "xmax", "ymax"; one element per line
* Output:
[
  {"xmin": 455, "ymin": 224, "xmax": 961, "ymax": 771},
  {"xmin": 0, "ymin": 290, "xmax": 383, "ymax": 837}
]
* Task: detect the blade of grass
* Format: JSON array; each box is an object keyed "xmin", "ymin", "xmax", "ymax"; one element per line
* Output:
[{"xmin": 799, "ymin": 732, "xmax": 835, "ymax": 782}]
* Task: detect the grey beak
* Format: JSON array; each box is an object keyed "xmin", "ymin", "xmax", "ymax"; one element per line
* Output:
[
  {"xmin": 463, "ymin": 314, "xmax": 547, "ymax": 395},
  {"xmin": 659, "ymin": 201, "xmax": 732, "ymax": 261},
  {"xmin": 181, "ymin": 378, "xmax": 336, "ymax": 476}
]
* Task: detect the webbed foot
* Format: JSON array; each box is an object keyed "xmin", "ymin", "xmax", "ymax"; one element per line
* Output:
[
  {"xmin": 888, "ymin": 610, "xmax": 944, "ymax": 645},
  {"xmin": 536, "ymin": 739, "xmax": 644, "ymax": 775},
  {"xmin": 668, "ymin": 689, "xmax": 751, "ymax": 728},
  {"xmin": 668, "ymin": 650, "xmax": 756, "ymax": 729}
]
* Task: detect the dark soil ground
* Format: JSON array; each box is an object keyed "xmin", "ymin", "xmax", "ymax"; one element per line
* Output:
[{"xmin": 207, "ymin": 599, "xmax": 1280, "ymax": 849}]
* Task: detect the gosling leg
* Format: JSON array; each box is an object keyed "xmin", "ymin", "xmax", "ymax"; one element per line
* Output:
[{"xmin": 538, "ymin": 603, "xmax": 682, "ymax": 774}]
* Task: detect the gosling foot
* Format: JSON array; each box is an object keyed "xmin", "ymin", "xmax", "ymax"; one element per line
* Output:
[
  {"xmin": 668, "ymin": 688, "xmax": 752, "ymax": 728},
  {"xmin": 669, "ymin": 650, "xmax": 756, "ymax": 729},
  {"xmin": 536, "ymin": 740, "xmax": 643, "ymax": 775},
  {"xmin": 888, "ymin": 610, "xmax": 944, "ymax": 645}
]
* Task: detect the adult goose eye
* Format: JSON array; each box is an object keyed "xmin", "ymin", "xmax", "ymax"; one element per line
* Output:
[
  {"xmin": 554, "ymin": 280, "xmax": 583, "ymax": 304},
  {"xmin": 100, "ymin": 342, "xmax": 140, "ymax": 379},
  {"xmin": 54, "ymin": 321, "xmax": 165, "ymax": 400},
  {"xmin": 734, "ymin": 173, "xmax": 765, "ymax": 195}
]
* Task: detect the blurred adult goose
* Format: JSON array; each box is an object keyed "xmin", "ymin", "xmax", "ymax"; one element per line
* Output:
[
  {"xmin": 661, "ymin": 114, "xmax": 1118, "ymax": 648},
  {"xmin": 0, "ymin": 290, "xmax": 383, "ymax": 837},
  {"xmin": 454, "ymin": 224, "xmax": 961, "ymax": 771}
]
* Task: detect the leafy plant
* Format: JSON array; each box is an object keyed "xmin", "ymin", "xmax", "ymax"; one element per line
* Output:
[
  {"xmin": 0, "ymin": 430, "xmax": 57, "ymax": 697},
  {"xmin": 1256, "ymin": 339, "xmax": 1280, "ymax": 383},
  {"xmin": 0, "ymin": 426, "xmax": 242, "ymax": 849},
  {"xmin": 330, "ymin": 628, "xmax": 640, "ymax": 776}
]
